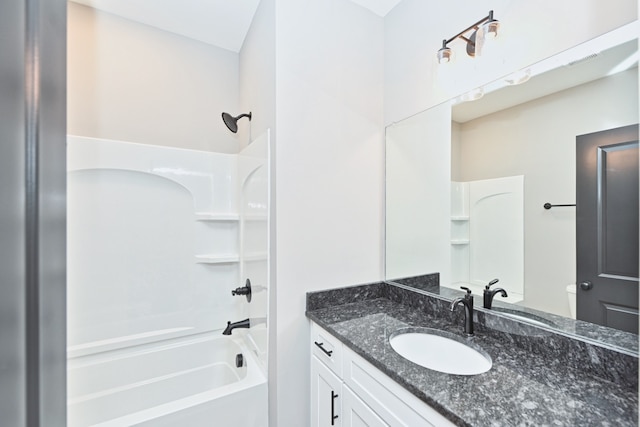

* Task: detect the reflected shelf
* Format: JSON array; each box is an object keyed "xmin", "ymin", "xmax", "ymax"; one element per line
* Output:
[
  {"xmin": 195, "ymin": 254, "xmax": 240, "ymax": 264},
  {"xmin": 451, "ymin": 239, "xmax": 470, "ymax": 245},
  {"xmin": 195, "ymin": 212, "xmax": 240, "ymax": 221}
]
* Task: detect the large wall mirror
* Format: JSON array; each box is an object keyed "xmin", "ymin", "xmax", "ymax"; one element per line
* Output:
[{"xmin": 386, "ymin": 22, "xmax": 638, "ymax": 349}]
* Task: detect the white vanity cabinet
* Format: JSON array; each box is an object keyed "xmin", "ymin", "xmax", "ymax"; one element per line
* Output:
[
  {"xmin": 310, "ymin": 322, "xmax": 456, "ymax": 427},
  {"xmin": 311, "ymin": 356, "xmax": 343, "ymax": 426},
  {"xmin": 311, "ymin": 322, "xmax": 387, "ymax": 427}
]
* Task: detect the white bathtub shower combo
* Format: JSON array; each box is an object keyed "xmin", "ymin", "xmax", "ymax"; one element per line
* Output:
[
  {"xmin": 67, "ymin": 135, "xmax": 270, "ymax": 426},
  {"xmin": 449, "ymin": 176, "xmax": 524, "ymax": 302}
]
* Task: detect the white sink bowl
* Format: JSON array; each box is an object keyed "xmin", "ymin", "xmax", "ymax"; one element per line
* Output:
[{"xmin": 389, "ymin": 328, "xmax": 492, "ymax": 375}]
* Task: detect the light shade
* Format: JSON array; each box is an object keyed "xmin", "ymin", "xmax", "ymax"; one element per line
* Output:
[
  {"xmin": 458, "ymin": 87, "xmax": 484, "ymax": 103},
  {"xmin": 481, "ymin": 11, "xmax": 500, "ymax": 39},
  {"xmin": 437, "ymin": 39, "xmax": 452, "ymax": 64},
  {"xmin": 437, "ymin": 11, "xmax": 501, "ymax": 65},
  {"xmin": 437, "ymin": 46, "xmax": 452, "ymax": 64},
  {"xmin": 504, "ymin": 68, "xmax": 531, "ymax": 85}
]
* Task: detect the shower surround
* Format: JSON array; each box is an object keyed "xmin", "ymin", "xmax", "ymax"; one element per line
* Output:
[{"xmin": 67, "ymin": 135, "xmax": 270, "ymax": 426}]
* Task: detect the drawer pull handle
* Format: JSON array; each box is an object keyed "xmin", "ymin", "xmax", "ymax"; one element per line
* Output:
[
  {"xmin": 331, "ymin": 390, "xmax": 339, "ymax": 425},
  {"xmin": 314, "ymin": 341, "xmax": 333, "ymax": 357}
]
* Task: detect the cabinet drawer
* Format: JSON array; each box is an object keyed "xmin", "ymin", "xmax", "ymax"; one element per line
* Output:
[{"xmin": 311, "ymin": 322, "xmax": 343, "ymax": 377}]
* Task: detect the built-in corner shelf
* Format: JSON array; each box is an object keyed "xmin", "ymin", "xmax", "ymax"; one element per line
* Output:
[
  {"xmin": 451, "ymin": 215, "xmax": 470, "ymax": 246},
  {"xmin": 195, "ymin": 254, "xmax": 240, "ymax": 264},
  {"xmin": 195, "ymin": 253, "xmax": 268, "ymax": 264},
  {"xmin": 195, "ymin": 212, "xmax": 240, "ymax": 221},
  {"xmin": 451, "ymin": 239, "xmax": 470, "ymax": 245}
]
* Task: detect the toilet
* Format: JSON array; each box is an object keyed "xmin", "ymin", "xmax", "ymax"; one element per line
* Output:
[{"xmin": 566, "ymin": 284, "xmax": 576, "ymax": 319}]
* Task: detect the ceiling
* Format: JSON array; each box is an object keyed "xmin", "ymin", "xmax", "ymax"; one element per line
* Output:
[{"xmin": 70, "ymin": 0, "xmax": 403, "ymax": 52}]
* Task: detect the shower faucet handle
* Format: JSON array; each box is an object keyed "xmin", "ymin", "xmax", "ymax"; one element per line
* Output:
[{"xmin": 231, "ymin": 279, "xmax": 252, "ymax": 302}]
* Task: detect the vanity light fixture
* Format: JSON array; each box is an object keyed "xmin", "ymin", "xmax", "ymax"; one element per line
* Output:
[
  {"xmin": 437, "ymin": 10, "xmax": 500, "ymax": 64},
  {"xmin": 455, "ymin": 87, "xmax": 485, "ymax": 104},
  {"xmin": 504, "ymin": 68, "xmax": 531, "ymax": 85}
]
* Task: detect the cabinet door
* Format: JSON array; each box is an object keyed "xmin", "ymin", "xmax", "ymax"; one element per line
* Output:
[
  {"xmin": 311, "ymin": 356, "xmax": 342, "ymax": 427},
  {"xmin": 342, "ymin": 386, "xmax": 388, "ymax": 427}
]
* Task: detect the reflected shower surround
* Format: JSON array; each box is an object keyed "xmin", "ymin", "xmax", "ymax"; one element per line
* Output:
[{"xmin": 67, "ymin": 135, "xmax": 270, "ymax": 426}]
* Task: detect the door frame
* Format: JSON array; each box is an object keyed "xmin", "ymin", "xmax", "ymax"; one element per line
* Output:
[{"xmin": 0, "ymin": 0, "xmax": 67, "ymax": 425}]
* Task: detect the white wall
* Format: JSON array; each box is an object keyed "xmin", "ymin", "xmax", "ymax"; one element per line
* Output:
[
  {"xmin": 68, "ymin": 2, "xmax": 240, "ymax": 153},
  {"xmin": 239, "ymin": 0, "xmax": 276, "ymax": 153},
  {"xmin": 274, "ymin": 0, "xmax": 385, "ymax": 425},
  {"xmin": 456, "ymin": 69, "xmax": 638, "ymax": 317},
  {"xmin": 386, "ymin": 103, "xmax": 452, "ymax": 283},
  {"xmin": 384, "ymin": 0, "xmax": 638, "ymax": 125},
  {"xmin": 237, "ymin": 1, "xmax": 278, "ymax": 424}
]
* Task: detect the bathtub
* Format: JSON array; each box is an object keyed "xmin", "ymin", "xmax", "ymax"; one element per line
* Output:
[{"xmin": 68, "ymin": 332, "xmax": 268, "ymax": 427}]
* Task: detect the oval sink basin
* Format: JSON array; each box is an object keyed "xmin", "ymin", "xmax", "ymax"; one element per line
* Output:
[{"xmin": 389, "ymin": 328, "xmax": 492, "ymax": 375}]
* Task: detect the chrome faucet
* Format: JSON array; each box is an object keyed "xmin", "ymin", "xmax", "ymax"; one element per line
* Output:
[
  {"xmin": 483, "ymin": 278, "xmax": 508, "ymax": 309},
  {"xmin": 450, "ymin": 287, "xmax": 474, "ymax": 335}
]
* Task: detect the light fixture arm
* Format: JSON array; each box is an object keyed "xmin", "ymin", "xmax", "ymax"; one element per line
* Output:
[{"xmin": 441, "ymin": 10, "xmax": 496, "ymax": 49}]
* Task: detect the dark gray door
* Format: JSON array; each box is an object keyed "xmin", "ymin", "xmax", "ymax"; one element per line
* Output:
[
  {"xmin": 576, "ymin": 124, "xmax": 639, "ymax": 333},
  {"xmin": 0, "ymin": 0, "xmax": 67, "ymax": 425}
]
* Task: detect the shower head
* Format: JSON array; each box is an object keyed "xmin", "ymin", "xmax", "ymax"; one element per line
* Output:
[{"xmin": 221, "ymin": 111, "xmax": 252, "ymax": 133}]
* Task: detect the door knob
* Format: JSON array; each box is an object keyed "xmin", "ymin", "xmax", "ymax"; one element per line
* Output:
[{"xmin": 580, "ymin": 281, "xmax": 593, "ymax": 291}]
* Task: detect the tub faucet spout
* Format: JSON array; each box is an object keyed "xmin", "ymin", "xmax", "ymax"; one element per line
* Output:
[{"xmin": 222, "ymin": 318, "xmax": 250, "ymax": 335}]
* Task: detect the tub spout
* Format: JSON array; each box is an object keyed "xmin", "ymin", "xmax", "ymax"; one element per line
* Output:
[{"xmin": 222, "ymin": 318, "xmax": 250, "ymax": 335}]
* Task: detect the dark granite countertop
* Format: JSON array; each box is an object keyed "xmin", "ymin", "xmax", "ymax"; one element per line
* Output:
[
  {"xmin": 391, "ymin": 275, "xmax": 639, "ymax": 356},
  {"xmin": 306, "ymin": 282, "xmax": 638, "ymax": 427}
]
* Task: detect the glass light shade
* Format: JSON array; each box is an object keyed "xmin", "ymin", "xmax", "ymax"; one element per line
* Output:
[
  {"xmin": 505, "ymin": 68, "xmax": 531, "ymax": 85},
  {"xmin": 458, "ymin": 87, "xmax": 484, "ymax": 103},
  {"xmin": 437, "ymin": 46, "xmax": 453, "ymax": 64},
  {"xmin": 472, "ymin": 29, "xmax": 484, "ymax": 57},
  {"xmin": 482, "ymin": 19, "xmax": 500, "ymax": 39}
]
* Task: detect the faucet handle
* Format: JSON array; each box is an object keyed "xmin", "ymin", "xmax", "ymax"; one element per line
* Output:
[
  {"xmin": 459, "ymin": 286, "xmax": 472, "ymax": 295},
  {"xmin": 485, "ymin": 278, "xmax": 499, "ymax": 289}
]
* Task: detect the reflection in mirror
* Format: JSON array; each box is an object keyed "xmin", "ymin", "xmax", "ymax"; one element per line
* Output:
[
  {"xmin": 385, "ymin": 23, "xmax": 638, "ymax": 349},
  {"xmin": 450, "ymin": 37, "xmax": 638, "ymax": 330}
]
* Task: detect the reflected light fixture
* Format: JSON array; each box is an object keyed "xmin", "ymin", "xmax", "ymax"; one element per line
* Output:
[
  {"xmin": 456, "ymin": 87, "xmax": 485, "ymax": 103},
  {"xmin": 504, "ymin": 68, "xmax": 531, "ymax": 85},
  {"xmin": 437, "ymin": 10, "xmax": 500, "ymax": 64}
]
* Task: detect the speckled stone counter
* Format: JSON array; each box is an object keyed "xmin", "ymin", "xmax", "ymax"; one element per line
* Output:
[{"xmin": 306, "ymin": 281, "xmax": 638, "ymax": 427}]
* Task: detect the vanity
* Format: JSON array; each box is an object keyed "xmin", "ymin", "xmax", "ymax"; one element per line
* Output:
[
  {"xmin": 306, "ymin": 280, "xmax": 638, "ymax": 426},
  {"xmin": 307, "ymin": 20, "xmax": 639, "ymax": 427}
]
